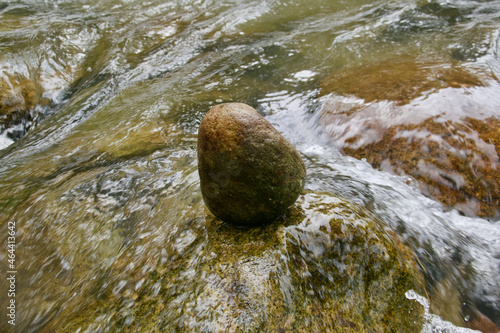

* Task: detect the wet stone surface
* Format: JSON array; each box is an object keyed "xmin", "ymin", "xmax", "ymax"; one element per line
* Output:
[
  {"xmin": 197, "ymin": 103, "xmax": 306, "ymax": 226},
  {"xmin": 319, "ymin": 59, "xmax": 483, "ymax": 106},
  {"xmin": 0, "ymin": 76, "xmax": 43, "ymax": 139},
  {"xmin": 51, "ymin": 191, "xmax": 426, "ymax": 333},
  {"xmin": 1, "ymin": 0, "xmax": 500, "ymax": 331},
  {"xmin": 319, "ymin": 59, "xmax": 500, "ymax": 219}
]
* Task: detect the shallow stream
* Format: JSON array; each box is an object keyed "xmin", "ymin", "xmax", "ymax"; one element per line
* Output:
[{"xmin": 1, "ymin": 0, "xmax": 500, "ymax": 332}]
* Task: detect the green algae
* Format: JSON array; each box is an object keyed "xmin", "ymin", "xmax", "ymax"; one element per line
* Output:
[{"xmin": 48, "ymin": 191, "xmax": 425, "ymax": 332}]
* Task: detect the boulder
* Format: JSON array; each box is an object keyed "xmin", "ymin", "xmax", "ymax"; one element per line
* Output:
[
  {"xmin": 197, "ymin": 102, "xmax": 306, "ymax": 225},
  {"xmin": 318, "ymin": 59, "xmax": 500, "ymax": 218},
  {"xmin": 319, "ymin": 59, "xmax": 483, "ymax": 105},
  {"xmin": 57, "ymin": 191, "xmax": 426, "ymax": 332}
]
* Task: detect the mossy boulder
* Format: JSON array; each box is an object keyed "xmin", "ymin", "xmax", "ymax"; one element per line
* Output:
[
  {"xmin": 1, "ymin": 78, "xmax": 33, "ymax": 112},
  {"xmin": 318, "ymin": 59, "xmax": 500, "ymax": 218},
  {"xmin": 53, "ymin": 191, "xmax": 426, "ymax": 332},
  {"xmin": 197, "ymin": 102, "xmax": 306, "ymax": 225}
]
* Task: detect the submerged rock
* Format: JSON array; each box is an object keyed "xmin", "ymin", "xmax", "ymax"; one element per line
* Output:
[
  {"xmin": 197, "ymin": 102, "xmax": 306, "ymax": 225},
  {"xmin": 319, "ymin": 59, "xmax": 483, "ymax": 105},
  {"xmin": 318, "ymin": 59, "xmax": 500, "ymax": 218},
  {"xmin": 0, "ymin": 75, "xmax": 46, "ymax": 140},
  {"xmin": 0, "ymin": 77, "xmax": 38, "ymax": 115},
  {"xmin": 55, "ymin": 191, "xmax": 426, "ymax": 332}
]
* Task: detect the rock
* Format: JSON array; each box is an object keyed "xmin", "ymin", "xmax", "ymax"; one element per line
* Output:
[
  {"xmin": 319, "ymin": 59, "xmax": 483, "ymax": 105},
  {"xmin": 0, "ymin": 75, "xmax": 45, "ymax": 140},
  {"xmin": 197, "ymin": 102, "xmax": 306, "ymax": 225},
  {"xmin": 0, "ymin": 76, "xmax": 39, "ymax": 116},
  {"xmin": 56, "ymin": 191, "xmax": 426, "ymax": 332},
  {"xmin": 318, "ymin": 59, "xmax": 500, "ymax": 218}
]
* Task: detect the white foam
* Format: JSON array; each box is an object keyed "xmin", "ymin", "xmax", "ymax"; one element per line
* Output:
[
  {"xmin": 406, "ymin": 290, "xmax": 481, "ymax": 333},
  {"xmin": 0, "ymin": 134, "xmax": 14, "ymax": 150}
]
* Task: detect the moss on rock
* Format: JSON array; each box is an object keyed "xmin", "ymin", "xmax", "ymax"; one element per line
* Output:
[
  {"xmin": 0, "ymin": 75, "xmax": 46, "ymax": 138},
  {"xmin": 49, "ymin": 191, "xmax": 426, "ymax": 332},
  {"xmin": 339, "ymin": 117, "xmax": 500, "ymax": 218},
  {"xmin": 318, "ymin": 58, "xmax": 500, "ymax": 218}
]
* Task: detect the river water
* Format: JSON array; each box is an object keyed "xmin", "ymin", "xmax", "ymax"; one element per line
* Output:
[{"xmin": 1, "ymin": 0, "xmax": 500, "ymax": 332}]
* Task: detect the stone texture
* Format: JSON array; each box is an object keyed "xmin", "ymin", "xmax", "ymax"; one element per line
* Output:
[
  {"xmin": 0, "ymin": 75, "xmax": 46, "ymax": 141},
  {"xmin": 0, "ymin": 76, "xmax": 40, "ymax": 118},
  {"xmin": 197, "ymin": 102, "xmax": 306, "ymax": 225},
  {"xmin": 319, "ymin": 59, "xmax": 483, "ymax": 105},
  {"xmin": 55, "ymin": 192, "xmax": 426, "ymax": 332},
  {"xmin": 318, "ymin": 59, "xmax": 500, "ymax": 218}
]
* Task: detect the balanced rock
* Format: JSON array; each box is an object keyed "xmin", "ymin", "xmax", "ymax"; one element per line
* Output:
[{"xmin": 197, "ymin": 102, "xmax": 306, "ymax": 225}]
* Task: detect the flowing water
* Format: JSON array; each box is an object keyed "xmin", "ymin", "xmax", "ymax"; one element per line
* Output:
[{"xmin": 1, "ymin": 0, "xmax": 500, "ymax": 332}]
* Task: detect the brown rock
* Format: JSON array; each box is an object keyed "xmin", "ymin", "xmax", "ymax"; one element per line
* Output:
[{"xmin": 197, "ymin": 102, "xmax": 306, "ymax": 225}]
